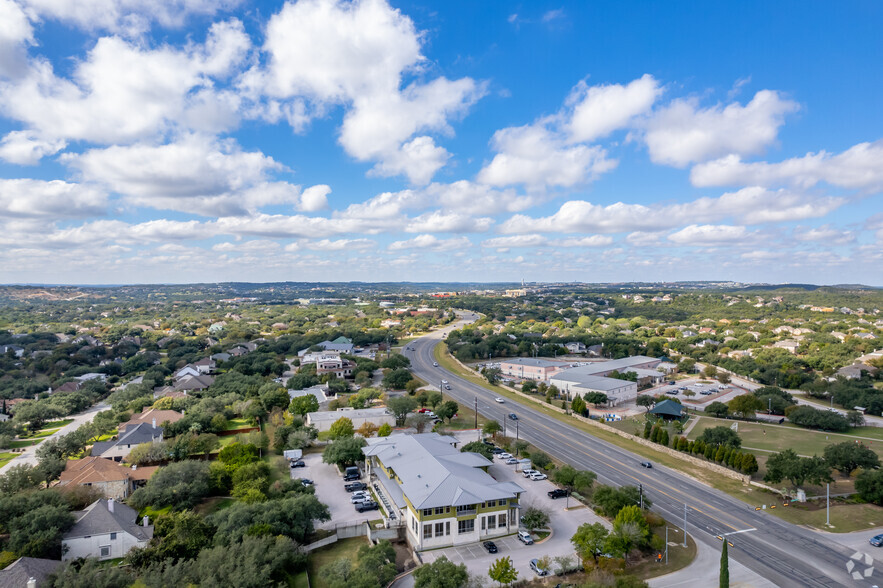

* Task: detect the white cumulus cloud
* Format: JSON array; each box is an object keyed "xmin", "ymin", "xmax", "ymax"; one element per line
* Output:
[{"xmin": 388, "ymin": 234, "xmax": 471, "ymax": 251}]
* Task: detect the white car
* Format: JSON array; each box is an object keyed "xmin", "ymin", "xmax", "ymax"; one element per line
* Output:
[
  {"xmin": 442, "ymin": 380, "xmax": 448, "ymax": 384},
  {"xmin": 498, "ymin": 452, "xmax": 512, "ymax": 460},
  {"xmin": 494, "ymin": 397, "xmax": 505, "ymax": 403},
  {"xmin": 529, "ymin": 472, "xmax": 548, "ymax": 481},
  {"xmin": 505, "ymin": 457, "xmax": 519, "ymax": 465},
  {"xmin": 522, "ymin": 469, "xmax": 537, "ymax": 477},
  {"xmin": 433, "ymin": 362, "xmax": 439, "ymax": 367}
]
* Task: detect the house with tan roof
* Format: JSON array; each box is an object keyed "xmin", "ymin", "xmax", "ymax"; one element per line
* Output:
[{"xmin": 59, "ymin": 457, "xmax": 157, "ymax": 500}]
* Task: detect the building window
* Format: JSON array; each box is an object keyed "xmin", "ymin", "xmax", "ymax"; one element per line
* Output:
[
  {"xmin": 445, "ymin": 522, "xmax": 450, "ymax": 536},
  {"xmin": 435, "ymin": 522, "xmax": 444, "ymax": 537},
  {"xmin": 110, "ymin": 532, "xmax": 117, "ymax": 540},
  {"xmin": 456, "ymin": 504, "xmax": 474, "ymax": 514},
  {"xmin": 423, "ymin": 524, "xmax": 432, "ymax": 539},
  {"xmin": 488, "ymin": 516, "xmax": 496, "ymax": 530},
  {"xmin": 498, "ymin": 514, "xmax": 507, "ymax": 527},
  {"xmin": 486, "ymin": 500, "xmax": 496, "ymax": 508},
  {"xmin": 434, "ymin": 507, "xmax": 445, "ymax": 515},
  {"xmin": 481, "ymin": 517, "xmax": 485, "ymax": 530},
  {"xmin": 99, "ymin": 546, "xmax": 110, "ymax": 558},
  {"xmin": 457, "ymin": 519, "xmax": 474, "ymax": 534},
  {"xmin": 446, "ymin": 507, "xmax": 450, "ymax": 513},
  {"xmin": 422, "ymin": 508, "xmax": 433, "ymax": 517}
]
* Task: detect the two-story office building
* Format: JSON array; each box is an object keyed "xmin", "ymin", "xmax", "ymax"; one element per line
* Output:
[{"xmin": 363, "ymin": 433, "xmax": 524, "ymax": 551}]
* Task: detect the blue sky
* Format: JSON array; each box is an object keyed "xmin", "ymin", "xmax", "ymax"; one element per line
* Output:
[{"xmin": 0, "ymin": 0, "xmax": 881, "ymax": 285}]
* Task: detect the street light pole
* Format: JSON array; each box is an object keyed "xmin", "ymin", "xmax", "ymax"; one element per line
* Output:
[{"xmin": 683, "ymin": 503, "xmax": 688, "ymax": 548}]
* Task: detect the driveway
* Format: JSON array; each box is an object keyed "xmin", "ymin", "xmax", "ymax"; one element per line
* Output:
[
  {"xmin": 297, "ymin": 451, "xmax": 374, "ymax": 529},
  {"xmin": 0, "ymin": 402, "xmax": 108, "ymax": 475},
  {"xmin": 649, "ymin": 536, "xmax": 777, "ymax": 588}
]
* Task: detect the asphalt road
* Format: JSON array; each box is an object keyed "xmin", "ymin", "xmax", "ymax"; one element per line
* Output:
[{"xmin": 405, "ymin": 315, "xmax": 865, "ymax": 588}]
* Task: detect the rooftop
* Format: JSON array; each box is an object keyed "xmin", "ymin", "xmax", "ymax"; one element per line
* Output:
[
  {"xmin": 363, "ymin": 433, "xmax": 524, "ymax": 509},
  {"xmin": 500, "ymin": 357, "xmax": 562, "ymax": 368},
  {"xmin": 65, "ymin": 499, "xmax": 153, "ymax": 542},
  {"xmin": 307, "ymin": 407, "xmax": 391, "ymax": 423}
]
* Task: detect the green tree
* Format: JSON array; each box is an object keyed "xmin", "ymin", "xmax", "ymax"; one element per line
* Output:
[
  {"xmin": 530, "ymin": 451, "xmax": 551, "ymax": 469},
  {"xmin": 571, "ymin": 522, "xmax": 609, "ymax": 565},
  {"xmin": 571, "ymin": 395, "xmax": 587, "ymax": 415},
  {"xmin": 259, "ymin": 384, "xmax": 290, "ymax": 411},
  {"xmin": 705, "ymin": 401, "xmax": 729, "ymax": 418},
  {"xmin": 413, "ymin": 555, "xmax": 469, "ymax": 588},
  {"xmin": 436, "ymin": 400, "xmax": 459, "ymax": 423},
  {"xmin": 322, "ymin": 436, "xmax": 367, "ymax": 468},
  {"xmin": 584, "ymin": 392, "xmax": 608, "ymax": 406},
  {"xmin": 482, "ymin": 420, "xmax": 502, "ymax": 438},
  {"xmin": 129, "ymin": 460, "xmax": 214, "ymax": 510},
  {"xmin": 612, "ymin": 505, "xmax": 650, "ymax": 547},
  {"xmin": 488, "ymin": 556, "xmax": 518, "ymax": 587},
  {"xmin": 461, "ymin": 441, "xmax": 493, "ymax": 460},
  {"xmin": 6, "ymin": 503, "xmax": 73, "ymax": 559},
  {"xmin": 728, "ymin": 394, "xmax": 763, "ymax": 419},
  {"xmin": 328, "ymin": 417, "xmax": 355, "ymax": 439},
  {"xmin": 636, "ymin": 395, "xmax": 655, "ymax": 412},
  {"xmin": 720, "ymin": 538, "xmax": 729, "ymax": 588},
  {"xmin": 387, "ymin": 396, "xmax": 418, "ymax": 425},
  {"xmin": 823, "ymin": 442, "xmax": 880, "ymax": 477},
  {"xmin": 382, "ymin": 368, "xmax": 413, "ymax": 390},
  {"xmin": 856, "ymin": 469, "xmax": 883, "ymax": 505},
  {"xmin": 698, "ymin": 426, "xmax": 742, "ymax": 448},
  {"xmin": 521, "ymin": 506, "xmax": 550, "ymax": 532},
  {"xmin": 289, "ymin": 394, "xmax": 319, "ymax": 416},
  {"xmin": 377, "ymin": 423, "xmax": 392, "ymax": 437}
]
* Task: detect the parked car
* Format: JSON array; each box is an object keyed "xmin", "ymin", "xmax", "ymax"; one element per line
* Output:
[
  {"xmin": 355, "ymin": 501, "xmax": 379, "ymax": 512},
  {"xmin": 491, "ymin": 447, "xmax": 504, "ymax": 454},
  {"xmin": 344, "ymin": 482, "xmax": 367, "ymax": 492},
  {"xmin": 351, "ymin": 493, "xmax": 371, "ymax": 503},
  {"xmin": 529, "ymin": 472, "xmax": 548, "ymax": 481},
  {"xmin": 494, "ymin": 397, "xmax": 505, "ymax": 403},
  {"xmin": 530, "ymin": 559, "xmax": 549, "ymax": 576},
  {"xmin": 871, "ymin": 534, "xmax": 883, "ymax": 547},
  {"xmin": 483, "ymin": 541, "xmax": 498, "ymax": 554},
  {"xmin": 343, "ymin": 466, "xmax": 361, "ymax": 481},
  {"xmin": 640, "ymin": 461, "xmax": 653, "ymax": 469},
  {"xmin": 668, "ymin": 381, "xmax": 676, "ymax": 385},
  {"xmin": 417, "ymin": 408, "xmax": 430, "ymax": 413},
  {"xmin": 289, "ymin": 460, "xmax": 305, "ymax": 468},
  {"xmin": 517, "ymin": 531, "xmax": 534, "ymax": 545},
  {"xmin": 300, "ymin": 479, "xmax": 314, "ymax": 487},
  {"xmin": 508, "ymin": 413, "xmax": 519, "ymax": 421},
  {"xmin": 482, "ymin": 439, "xmax": 495, "ymax": 447},
  {"xmin": 498, "ymin": 452, "xmax": 513, "ymax": 459},
  {"xmin": 522, "ymin": 469, "xmax": 537, "ymax": 477},
  {"xmin": 505, "ymin": 457, "xmax": 519, "ymax": 465},
  {"xmin": 548, "ymin": 489, "xmax": 569, "ymax": 499}
]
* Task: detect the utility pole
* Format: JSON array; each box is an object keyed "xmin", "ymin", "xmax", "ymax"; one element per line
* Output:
[
  {"xmin": 639, "ymin": 484, "xmax": 643, "ymax": 510},
  {"xmin": 474, "ymin": 397, "xmax": 478, "ymax": 431},
  {"xmin": 515, "ymin": 419, "xmax": 519, "ymax": 441},
  {"xmin": 826, "ymin": 483, "xmax": 830, "ymax": 526}
]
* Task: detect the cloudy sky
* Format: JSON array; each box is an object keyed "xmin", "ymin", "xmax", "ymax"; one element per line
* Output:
[{"xmin": 0, "ymin": 0, "xmax": 881, "ymax": 285}]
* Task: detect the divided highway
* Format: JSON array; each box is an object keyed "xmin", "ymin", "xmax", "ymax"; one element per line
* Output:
[{"xmin": 405, "ymin": 317, "xmax": 864, "ymax": 588}]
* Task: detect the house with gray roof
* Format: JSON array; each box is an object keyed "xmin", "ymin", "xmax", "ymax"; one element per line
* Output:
[
  {"xmin": 0, "ymin": 557, "xmax": 61, "ymax": 588},
  {"xmin": 91, "ymin": 422, "xmax": 163, "ymax": 462},
  {"xmin": 363, "ymin": 433, "xmax": 524, "ymax": 551},
  {"xmin": 62, "ymin": 499, "xmax": 153, "ymax": 561}
]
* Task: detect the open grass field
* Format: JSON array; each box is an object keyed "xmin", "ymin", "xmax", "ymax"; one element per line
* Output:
[
  {"xmin": 686, "ymin": 416, "xmax": 883, "ymax": 459},
  {"xmin": 0, "ymin": 452, "xmax": 18, "ymax": 468},
  {"xmin": 307, "ymin": 537, "xmax": 369, "ymax": 588},
  {"xmin": 39, "ymin": 418, "xmax": 74, "ymax": 430}
]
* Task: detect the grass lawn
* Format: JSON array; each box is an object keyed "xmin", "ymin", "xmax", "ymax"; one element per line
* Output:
[
  {"xmin": 9, "ymin": 439, "xmax": 40, "ymax": 448},
  {"xmin": 0, "ymin": 452, "xmax": 18, "ymax": 468},
  {"xmin": 289, "ymin": 570, "xmax": 310, "ymax": 588},
  {"xmin": 307, "ymin": 537, "xmax": 369, "ymax": 588},
  {"xmin": 224, "ymin": 417, "xmax": 252, "ymax": 431},
  {"xmin": 39, "ymin": 418, "xmax": 74, "ymax": 431},
  {"xmin": 433, "ymin": 344, "xmax": 883, "ymax": 532},
  {"xmin": 686, "ymin": 416, "xmax": 883, "ymax": 459},
  {"xmin": 140, "ymin": 504, "xmax": 172, "ymax": 519},
  {"xmin": 435, "ymin": 395, "xmax": 488, "ymax": 432}
]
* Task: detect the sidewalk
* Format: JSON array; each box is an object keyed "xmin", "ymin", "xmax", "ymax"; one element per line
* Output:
[{"xmin": 649, "ymin": 537, "xmax": 776, "ymax": 588}]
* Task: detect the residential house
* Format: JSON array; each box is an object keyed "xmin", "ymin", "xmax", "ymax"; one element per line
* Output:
[
  {"xmin": 62, "ymin": 499, "xmax": 153, "ymax": 561},
  {"xmin": 836, "ymin": 363, "xmax": 878, "ymax": 380},
  {"xmin": 58, "ymin": 457, "xmax": 157, "ymax": 500},
  {"xmin": 565, "ymin": 342, "xmax": 586, "ymax": 354},
  {"xmin": 499, "ymin": 358, "xmax": 565, "ymax": 382},
  {"xmin": 306, "ymin": 407, "xmax": 395, "ymax": 432},
  {"xmin": 773, "ymin": 340, "xmax": 800, "ymax": 354},
  {"xmin": 297, "ymin": 338, "xmax": 355, "ymax": 357},
  {"xmin": 363, "ymin": 433, "xmax": 524, "ymax": 551},
  {"xmin": 118, "ymin": 409, "xmax": 183, "ymax": 432},
  {"xmin": 0, "ymin": 557, "xmax": 61, "ymax": 587},
  {"xmin": 315, "ymin": 354, "xmax": 355, "ymax": 379},
  {"xmin": 174, "ymin": 365, "xmax": 201, "ymax": 380},
  {"xmin": 210, "ymin": 352, "xmax": 231, "ymax": 362},
  {"xmin": 288, "ymin": 385, "xmax": 330, "ymax": 405},
  {"xmin": 192, "ymin": 357, "xmax": 216, "ymax": 373},
  {"xmin": 0, "ymin": 344, "xmax": 24, "ymax": 358},
  {"xmin": 173, "ymin": 374, "xmax": 214, "ymax": 392},
  {"xmin": 91, "ymin": 422, "xmax": 163, "ymax": 462}
]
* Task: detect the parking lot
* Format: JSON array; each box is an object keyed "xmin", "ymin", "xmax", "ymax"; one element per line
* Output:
[
  {"xmin": 295, "ymin": 450, "xmax": 374, "ymax": 529},
  {"xmin": 421, "ymin": 435, "xmax": 610, "ymax": 580}
]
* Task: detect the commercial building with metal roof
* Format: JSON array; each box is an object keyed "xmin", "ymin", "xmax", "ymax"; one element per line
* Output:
[
  {"xmin": 363, "ymin": 433, "xmax": 524, "ymax": 551},
  {"xmin": 549, "ymin": 356, "xmax": 668, "ymax": 405}
]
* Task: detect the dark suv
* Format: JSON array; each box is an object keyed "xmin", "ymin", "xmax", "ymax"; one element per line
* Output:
[{"xmin": 548, "ymin": 489, "xmax": 569, "ymax": 499}]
